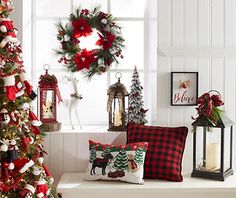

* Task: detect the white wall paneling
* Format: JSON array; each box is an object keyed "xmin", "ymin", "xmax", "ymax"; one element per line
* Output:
[
  {"xmin": 44, "ymin": 132, "xmax": 126, "ymax": 185},
  {"xmin": 157, "ymin": 0, "xmax": 236, "ymax": 173}
]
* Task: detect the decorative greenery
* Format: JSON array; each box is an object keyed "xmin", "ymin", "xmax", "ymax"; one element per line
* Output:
[
  {"xmin": 192, "ymin": 90, "xmax": 224, "ymax": 128},
  {"xmin": 38, "ymin": 73, "xmax": 58, "ymax": 86},
  {"xmin": 55, "ymin": 7, "xmax": 125, "ymax": 79}
]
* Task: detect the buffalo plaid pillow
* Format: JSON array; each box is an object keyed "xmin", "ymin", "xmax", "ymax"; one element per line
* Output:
[{"xmin": 127, "ymin": 123, "xmax": 188, "ymax": 182}]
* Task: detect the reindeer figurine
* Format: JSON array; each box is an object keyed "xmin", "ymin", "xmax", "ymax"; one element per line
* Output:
[{"xmin": 61, "ymin": 75, "xmax": 82, "ymax": 129}]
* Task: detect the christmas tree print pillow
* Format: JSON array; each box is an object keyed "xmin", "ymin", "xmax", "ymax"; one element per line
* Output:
[{"xmin": 84, "ymin": 140, "xmax": 148, "ymax": 184}]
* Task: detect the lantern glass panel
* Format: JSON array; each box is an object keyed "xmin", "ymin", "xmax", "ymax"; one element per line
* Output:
[
  {"xmin": 195, "ymin": 127, "xmax": 221, "ymax": 173},
  {"xmin": 113, "ymin": 98, "xmax": 122, "ymax": 127},
  {"xmin": 42, "ymin": 90, "xmax": 55, "ymax": 119},
  {"xmin": 224, "ymin": 127, "xmax": 231, "ymax": 172}
]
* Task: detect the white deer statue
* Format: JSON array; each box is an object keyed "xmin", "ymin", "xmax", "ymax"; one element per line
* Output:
[{"xmin": 61, "ymin": 75, "xmax": 82, "ymax": 130}]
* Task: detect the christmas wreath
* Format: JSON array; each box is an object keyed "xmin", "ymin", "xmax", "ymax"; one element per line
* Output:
[{"xmin": 56, "ymin": 7, "xmax": 125, "ymax": 79}]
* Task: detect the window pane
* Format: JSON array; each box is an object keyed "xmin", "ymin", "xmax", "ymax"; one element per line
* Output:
[
  {"xmin": 114, "ymin": 21, "xmax": 144, "ymax": 70},
  {"xmin": 73, "ymin": 0, "xmax": 107, "ymax": 11},
  {"xmin": 35, "ymin": 20, "xmax": 61, "ymax": 70},
  {"xmin": 111, "ymin": 0, "xmax": 145, "ymax": 18},
  {"xmin": 76, "ymin": 73, "xmax": 108, "ymax": 126},
  {"xmin": 36, "ymin": 0, "xmax": 71, "ymax": 17}
]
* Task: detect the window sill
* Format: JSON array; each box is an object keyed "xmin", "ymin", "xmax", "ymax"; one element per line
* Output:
[{"xmin": 45, "ymin": 125, "xmax": 126, "ymax": 134}]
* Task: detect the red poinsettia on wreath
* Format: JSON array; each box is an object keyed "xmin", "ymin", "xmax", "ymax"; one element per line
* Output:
[
  {"xmin": 74, "ymin": 49, "xmax": 96, "ymax": 71},
  {"xmin": 96, "ymin": 32, "xmax": 116, "ymax": 50},
  {"xmin": 72, "ymin": 18, "xmax": 93, "ymax": 38}
]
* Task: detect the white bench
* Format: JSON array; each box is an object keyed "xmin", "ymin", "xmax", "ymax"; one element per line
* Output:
[{"xmin": 57, "ymin": 173, "xmax": 236, "ymax": 198}]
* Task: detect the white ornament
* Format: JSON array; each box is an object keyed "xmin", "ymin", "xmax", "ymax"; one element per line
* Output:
[
  {"xmin": 0, "ymin": 25, "xmax": 7, "ymax": 32},
  {"xmin": 21, "ymin": 102, "xmax": 30, "ymax": 110},
  {"xmin": 0, "ymin": 144, "xmax": 8, "ymax": 152},
  {"xmin": 101, "ymin": 19, "xmax": 108, "ymax": 25},
  {"xmin": 32, "ymin": 165, "xmax": 42, "ymax": 176},
  {"xmin": 64, "ymin": 34, "xmax": 70, "ymax": 41},
  {"xmin": 0, "ymin": 108, "xmax": 10, "ymax": 125},
  {"xmin": 65, "ymin": 53, "xmax": 70, "ymax": 60},
  {"xmin": 37, "ymin": 157, "xmax": 44, "ymax": 165},
  {"xmin": 109, "ymin": 48, "xmax": 116, "ymax": 54},
  {"xmin": 8, "ymin": 162, "xmax": 15, "ymax": 170},
  {"xmin": 98, "ymin": 58, "xmax": 104, "ymax": 65},
  {"xmin": 110, "ymin": 27, "xmax": 117, "ymax": 35},
  {"xmin": 29, "ymin": 136, "xmax": 34, "ymax": 144}
]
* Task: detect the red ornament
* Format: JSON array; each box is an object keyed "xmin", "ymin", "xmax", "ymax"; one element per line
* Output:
[
  {"xmin": 72, "ymin": 18, "xmax": 92, "ymax": 38},
  {"xmin": 20, "ymin": 137, "xmax": 33, "ymax": 152},
  {"xmin": 74, "ymin": 49, "xmax": 96, "ymax": 71}
]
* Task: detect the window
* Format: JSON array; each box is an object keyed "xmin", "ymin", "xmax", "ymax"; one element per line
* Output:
[{"xmin": 23, "ymin": 0, "xmax": 157, "ymax": 127}]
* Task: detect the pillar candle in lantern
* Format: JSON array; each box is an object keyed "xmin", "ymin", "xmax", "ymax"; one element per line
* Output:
[
  {"xmin": 206, "ymin": 143, "xmax": 220, "ymax": 171},
  {"xmin": 114, "ymin": 109, "xmax": 122, "ymax": 126}
]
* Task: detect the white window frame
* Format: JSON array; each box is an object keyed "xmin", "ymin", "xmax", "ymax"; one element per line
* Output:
[{"xmin": 22, "ymin": 0, "xmax": 157, "ymax": 126}]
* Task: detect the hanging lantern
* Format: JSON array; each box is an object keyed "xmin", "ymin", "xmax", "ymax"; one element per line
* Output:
[
  {"xmin": 191, "ymin": 90, "xmax": 234, "ymax": 181},
  {"xmin": 107, "ymin": 73, "xmax": 128, "ymax": 131},
  {"xmin": 38, "ymin": 64, "xmax": 62, "ymax": 131}
]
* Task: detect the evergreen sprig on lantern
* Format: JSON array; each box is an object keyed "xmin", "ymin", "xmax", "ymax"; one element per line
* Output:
[
  {"xmin": 192, "ymin": 90, "xmax": 224, "ymax": 127},
  {"xmin": 56, "ymin": 7, "xmax": 125, "ymax": 79}
]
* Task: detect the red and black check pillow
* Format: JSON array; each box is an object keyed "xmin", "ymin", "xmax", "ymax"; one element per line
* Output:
[{"xmin": 127, "ymin": 123, "xmax": 188, "ymax": 182}]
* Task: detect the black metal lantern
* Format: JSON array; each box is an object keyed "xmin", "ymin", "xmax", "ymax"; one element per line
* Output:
[
  {"xmin": 107, "ymin": 73, "xmax": 128, "ymax": 131},
  {"xmin": 192, "ymin": 109, "xmax": 234, "ymax": 180}
]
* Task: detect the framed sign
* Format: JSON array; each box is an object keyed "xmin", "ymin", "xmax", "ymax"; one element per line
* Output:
[{"xmin": 171, "ymin": 72, "xmax": 198, "ymax": 106}]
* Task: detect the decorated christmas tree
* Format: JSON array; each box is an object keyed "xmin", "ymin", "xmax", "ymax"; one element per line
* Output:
[
  {"xmin": 134, "ymin": 147, "xmax": 144, "ymax": 165},
  {"xmin": 89, "ymin": 144, "xmax": 97, "ymax": 163},
  {"xmin": 128, "ymin": 66, "xmax": 148, "ymax": 124},
  {"xmin": 113, "ymin": 148, "xmax": 128, "ymax": 171},
  {"xmin": 0, "ymin": 1, "xmax": 57, "ymax": 197}
]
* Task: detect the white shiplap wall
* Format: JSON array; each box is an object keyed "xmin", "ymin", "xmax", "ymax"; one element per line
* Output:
[{"xmin": 156, "ymin": 0, "xmax": 236, "ymax": 172}]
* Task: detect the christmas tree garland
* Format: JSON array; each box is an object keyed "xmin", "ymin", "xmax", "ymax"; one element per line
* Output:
[{"xmin": 56, "ymin": 7, "xmax": 125, "ymax": 79}]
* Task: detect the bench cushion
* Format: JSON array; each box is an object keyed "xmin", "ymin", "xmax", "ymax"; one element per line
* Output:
[
  {"xmin": 84, "ymin": 140, "xmax": 148, "ymax": 184},
  {"xmin": 127, "ymin": 123, "xmax": 188, "ymax": 182}
]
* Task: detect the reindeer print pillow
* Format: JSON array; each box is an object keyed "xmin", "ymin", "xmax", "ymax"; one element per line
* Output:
[{"xmin": 84, "ymin": 140, "xmax": 148, "ymax": 184}]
